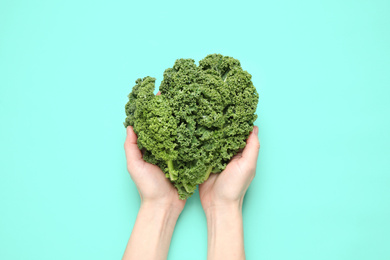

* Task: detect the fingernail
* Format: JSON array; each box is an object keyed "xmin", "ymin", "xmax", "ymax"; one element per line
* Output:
[
  {"xmin": 127, "ymin": 126, "xmax": 131, "ymax": 135},
  {"xmin": 253, "ymin": 126, "xmax": 258, "ymax": 135}
]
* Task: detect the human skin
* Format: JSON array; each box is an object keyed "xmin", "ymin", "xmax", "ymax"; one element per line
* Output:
[
  {"xmin": 199, "ymin": 126, "xmax": 260, "ymax": 260},
  {"xmin": 122, "ymin": 126, "xmax": 185, "ymax": 260},
  {"xmin": 122, "ymin": 124, "xmax": 259, "ymax": 260}
]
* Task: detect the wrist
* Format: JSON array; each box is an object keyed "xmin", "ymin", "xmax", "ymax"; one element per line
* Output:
[
  {"xmin": 203, "ymin": 198, "xmax": 243, "ymax": 217},
  {"xmin": 125, "ymin": 198, "xmax": 181, "ymax": 260},
  {"xmin": 140, "ymin": 200, "xmax": 183, "ymax": 219}
]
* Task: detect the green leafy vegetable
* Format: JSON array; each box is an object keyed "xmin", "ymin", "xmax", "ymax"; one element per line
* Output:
[{"xmin": 124, "ymin": 54, "xmax": 259, "ymax": 199}]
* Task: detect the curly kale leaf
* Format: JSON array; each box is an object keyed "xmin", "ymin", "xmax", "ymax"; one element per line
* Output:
[
  {"xmin": 124, "ymin": 54, "xmax": 259, "ymax": 199},
  {"xmin": 124, "ymin": 77, "xmax": 179, "ymax": 180}
]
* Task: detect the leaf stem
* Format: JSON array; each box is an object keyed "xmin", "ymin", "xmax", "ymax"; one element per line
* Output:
[
  {"xmin": 167, "ymin": 160, "xmax": 177, "ymax": 181},
  {"xmin": 204, "ymin": 165, "xmax": 213, "ymax": 181}
]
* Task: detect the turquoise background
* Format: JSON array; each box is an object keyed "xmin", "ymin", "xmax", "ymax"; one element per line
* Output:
[{"xmin": 1, "ymin": 0, "xmax": 389, "ymax": 259}]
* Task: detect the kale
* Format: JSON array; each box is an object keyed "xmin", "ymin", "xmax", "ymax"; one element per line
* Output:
[{"xmin": 124, "ymin": 54, "xmax": 259, "ymax": 199}]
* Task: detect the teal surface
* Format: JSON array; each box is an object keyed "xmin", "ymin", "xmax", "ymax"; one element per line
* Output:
[{"xmin": 1, "ymin": 0, "xmax": 390, "ymax": 259}]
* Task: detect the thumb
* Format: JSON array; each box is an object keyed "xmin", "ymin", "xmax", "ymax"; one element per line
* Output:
[
  {"xmin": 241, "ymin": 126, "xmax": 260, "ymax": 166},
  {"xmin": 124, "ymin": 126, "xmax": 143, "ymax": 167}
]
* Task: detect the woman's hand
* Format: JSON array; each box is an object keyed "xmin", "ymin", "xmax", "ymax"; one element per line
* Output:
[
  {"xmin": 124, "ymin": 126, "xmax": 186, "ymax": 211},
  {"xmin": 199, "ymin": 126, "xmax": 260, "ymax": 211}
]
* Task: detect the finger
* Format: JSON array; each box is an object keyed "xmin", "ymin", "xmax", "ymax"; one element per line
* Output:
[
  {"xmin": 156, "ymin": 91, "xmax": 161, "ymax": 96},
  {"xmin": 124, "ymin": 126, "xmax": 143, "ymax": 167},
  {"xmin": 241, "ymin": 126, "xmax": 260, "ymax": 166}
]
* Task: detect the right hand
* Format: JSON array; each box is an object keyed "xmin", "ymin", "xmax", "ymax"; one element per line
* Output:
[{"xmin": 199, "ymin": 126, "xmax": 260, "ymax": 212}]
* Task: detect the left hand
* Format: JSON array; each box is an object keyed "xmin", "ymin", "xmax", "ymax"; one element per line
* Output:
[{"xmin": 124, "ymin": 126, "xmax": 186, "ymax": 211}]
